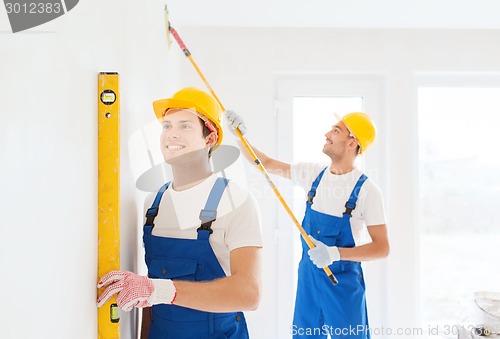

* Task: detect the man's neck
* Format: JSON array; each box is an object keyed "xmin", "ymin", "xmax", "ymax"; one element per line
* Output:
[
  {"xmin": 171, "ymin": 161, "xmax": 213, "ymax": 191},
  {"xmin": 329, "ymin": 159, "xmax": 356, "ymax": 175}
]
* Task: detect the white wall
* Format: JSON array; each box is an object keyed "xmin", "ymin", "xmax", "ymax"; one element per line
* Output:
[
  {"xmin": 2, "ymin": 1, "xmax": 500, "ymax": 338},
  {"xmin": 166, "ymin": 0, "xmax": 500, "ymax": 29},
  {"xmin": 0, "ymin": 1, "xmax": 182, "ymax": 338},
  {"xmin": 174, "ymin": 26, "xmax": 500, "ymax": 338}
]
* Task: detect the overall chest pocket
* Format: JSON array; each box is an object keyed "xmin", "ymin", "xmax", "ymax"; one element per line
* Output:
[
  {"xmin": 148, "ymin": 258, "xmax": 198, "ymax": 281},
  {"xmin": 315, "ymin": 222, "xmax": 342, "ymax": 247}
]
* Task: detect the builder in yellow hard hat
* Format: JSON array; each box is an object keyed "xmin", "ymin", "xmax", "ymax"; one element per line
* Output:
[
  {"xmin": 225, "ymin": 110, "xmax": 389, "ymax": 339},
  {"xmin": 98, "ymin": 87, "xmax": 263, "ymax": 339}
]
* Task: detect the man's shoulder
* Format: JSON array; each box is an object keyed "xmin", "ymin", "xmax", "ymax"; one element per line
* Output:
[
  {"xmin": 144, "ymin": 190, "xmax": 159, "ymax": 206},
  {"xmin": 224, "ymin": 180, "xmax": 257, "ymax": 211},
  {"xmin": 357, "ymin": 170, "xmax": 380, "ymax": 188},
  {"xmin": 292, "ymin": 162, "xmax": 327, "ymax": 173},
  {"xmin": 225, "ymin": 178, "xmax": 249, "ymax": 194},
  {"xmin": 207, "ymin": 177, "xmax": 256, "ymax": 217},
  {"xmin": 358, "ymin": 174, "xmax": 383, "ymax": 200},
  {"xmin": 291, "ymin": 162, "xmax": 328, "ymax": 185}
]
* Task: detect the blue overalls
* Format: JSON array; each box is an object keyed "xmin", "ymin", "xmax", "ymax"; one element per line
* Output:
[
  {"xmin": 293, "ymin": 168, "xmax": 370, "ymax": 339},
  {"xmin": 143, "ymin": 178, "xmax": 249, "ymax": 339}
]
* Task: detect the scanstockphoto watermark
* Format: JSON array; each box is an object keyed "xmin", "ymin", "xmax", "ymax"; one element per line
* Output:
[
  {"xmin": 291, "ymin": 325, "xmax": 374, "ymax": 337},
  {"xmin": 3, "ymin": 0, "xmax": 79, "ymax": 33},
  {"xmin": 290, "ymin": 324, "xmax": 468, "ymax": 337}
]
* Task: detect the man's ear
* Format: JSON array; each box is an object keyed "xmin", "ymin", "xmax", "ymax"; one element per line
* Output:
[
  {"xmin": 205, "ymin": 132, "xmax": 218, "ymax": 148},
  {"xmin": 347, "ymin": 137, "xmax": 359, "ymax": 151}
]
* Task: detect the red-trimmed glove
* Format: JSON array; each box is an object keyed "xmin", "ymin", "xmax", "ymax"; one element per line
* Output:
[{"xmin": 97, "ymin": 270, "xmax": 176, "ymax": 311}]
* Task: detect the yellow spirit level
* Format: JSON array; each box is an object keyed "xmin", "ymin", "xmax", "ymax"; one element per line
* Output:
[{"xmin": 97, "ymin": 72, "xmax": 120, "ymax": 339}]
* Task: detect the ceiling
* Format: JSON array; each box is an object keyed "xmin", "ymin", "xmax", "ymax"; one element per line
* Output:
[{"xmin": 165, "ymin": 0, "xmax": 500, "ymax": 29}]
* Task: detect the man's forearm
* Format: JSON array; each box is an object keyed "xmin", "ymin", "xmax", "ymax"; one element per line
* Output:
[
  {"xmin": 338, "ymin": 239, "xmax": 390, "ymax": 262},
  {"xmin": 338, "ymin": 224, "xmax": 389, "ymax": 262},
  {"xmin": 172, "ymin": 272, "xmax": 261, "ymax": 312},
  {"xmin": 236, "ymin": 140, "xmax": 291, "ymax": 178},
  {"xmin": 171, "ymin": 246, "xmax": 262, "ymax": 312}
]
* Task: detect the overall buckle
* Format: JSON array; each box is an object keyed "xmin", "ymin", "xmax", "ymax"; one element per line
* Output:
[
  {"xmin": 145, "ymin": 207, "xmax": 159, "ymax": 226},
  {"xmin": 307, "ymin": 192, "xmax": 316, "ymax": 204},
  {"xmin": 197, "ymin": 209, "xmax": 217, "ymax": 234},
  {"xmin": 343, "ymin": 202, "xmax": 356, "ymax": 216}
]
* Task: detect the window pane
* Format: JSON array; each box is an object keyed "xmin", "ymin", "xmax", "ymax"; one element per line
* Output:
[{"xmin": 418, "ymin": 87, "xmax": 500, "ymax": 334}]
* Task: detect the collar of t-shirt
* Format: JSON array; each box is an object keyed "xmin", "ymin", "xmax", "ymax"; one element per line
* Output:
[
  {"xmin": 325, "ymin": 167, "xmax": 363, "ymax": 181},
  {"xmin": 165, "ymin": 174, "xmax": 247, "ymax": 231},
  {"xmin": 166, "ymin": 174, "xmax": 218, "ymax": 230}
]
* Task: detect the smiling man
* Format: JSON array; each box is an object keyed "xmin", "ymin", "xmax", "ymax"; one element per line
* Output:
[
  {"xmin": 225, "ymin": 110, "xmax": 389, "ymax": 339},
  {"xmin": 97, "ymin": 87, "xmax": 263, "ymax": 339}
]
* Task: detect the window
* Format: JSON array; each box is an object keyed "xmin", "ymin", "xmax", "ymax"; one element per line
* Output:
[{"xmin": 418, "ymin": 87, "xmax": 500, "ymax": 335}]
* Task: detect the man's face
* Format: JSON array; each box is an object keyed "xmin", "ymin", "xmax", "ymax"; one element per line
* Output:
[
  {"xmin": 160, "ymin": 108, "xmax": 213, "ymax": 163},
  {"xmin": 322, "ymin": 121, "xmax": 355, "ymax": 158}
]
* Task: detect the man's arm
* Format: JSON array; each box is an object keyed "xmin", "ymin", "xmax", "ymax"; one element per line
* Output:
[
  {"xmin": 173, "ymin": 246, "xmax": 262, "ymax": 312},
  {"xmin": 236, "ymin": 140, "xmax": 291, "ymax": 179},
  {"xmin": 338, "ymin": 224, "xmax": 390, "ymax": 262},
  {"xmin": 224, "ymin": 110, "xmax": 291, "ymax": 179}
]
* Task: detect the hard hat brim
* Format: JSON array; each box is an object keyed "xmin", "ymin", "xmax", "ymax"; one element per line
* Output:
[
  {"xmin": 153, "ymin": 98, "xmax": 200, "ymax": 121},
  {"xmin": 334, "ymin": 112, "xmax": 355, "ymax": 137}
]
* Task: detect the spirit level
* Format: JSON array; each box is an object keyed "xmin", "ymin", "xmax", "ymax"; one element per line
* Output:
[{"xmin": 97, "ymin": 72, "xmax": 121, "ymax": 338}]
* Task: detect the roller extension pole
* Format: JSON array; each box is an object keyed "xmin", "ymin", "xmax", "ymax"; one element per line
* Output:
[
  {"xmin": 97, "ymin": 72, "xmax": 121, "ymax": 338},
  {"xmin": 164, "ymin": 5, "xmax": 338, "ymax": 285}
]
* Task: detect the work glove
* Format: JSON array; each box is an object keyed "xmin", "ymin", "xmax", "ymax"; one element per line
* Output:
[
  {"xmin": 224, "ymin": 110, "xmax": 247, "ymax": 136},
  {"xmin": 97, "ymin": 270, "xmax": 176, "ymax": 311},
  {"xmin": 307, "ymin": 236, "xmax": 341, "ymax": 268}
]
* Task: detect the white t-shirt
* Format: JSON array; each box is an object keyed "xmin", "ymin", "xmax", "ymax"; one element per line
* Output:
[
  {"xmin": 291, "ymin": 163, "xmax": 386, "ymax": 246},
  {"xmin": 143, "ymin": 174, "xmax": 263, "ymax": 276}
]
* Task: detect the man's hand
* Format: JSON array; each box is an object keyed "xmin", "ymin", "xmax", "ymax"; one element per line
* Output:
[
  {"xmin": 307, "ymin": 236, "xmax": 341, "ymax": 268},
  {"xmin": 224, "ymin": 110, "xmax": 247, "ymax": 136},
  {"xmin": 97, "ymin": 270, "xmax": 176, "ymax": 311}
]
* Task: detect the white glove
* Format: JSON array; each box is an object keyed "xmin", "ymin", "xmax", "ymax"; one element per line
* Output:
[
  {"xmin": 307, "ymin": 236, "xmax": 341, "ymax": 268},
  {"xmin": 224, "ymin": 110, "xmax": 247, "ymax": 136},
  {"xmin": 97, "ymin": 270, "xmax": 176, "ymax": 311}
]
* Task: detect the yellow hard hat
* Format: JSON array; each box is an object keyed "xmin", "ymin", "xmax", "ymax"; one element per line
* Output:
[
  {"xmin": 337, "ymin": 112, "xmax": 376, "ymax": 154},
  {"xmin": 152, "ymin": 87, "xmax": 224, "ymax": 149}
]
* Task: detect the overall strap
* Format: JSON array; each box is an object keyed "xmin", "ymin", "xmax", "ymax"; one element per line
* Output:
[
  {"xmin": 145, "ymin": 182, "xmax": 171, "ymax": 228},
  {"xmin": 197, "ymin": 177, "xmax": 230, "ymax": 235},
  {"xmin": 307, "ymin": 167, "xmax": 328, "ymax": 205},
  {"xmin": 343, "ymin": 174, "xmax": 368, "ymax": 217}
]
